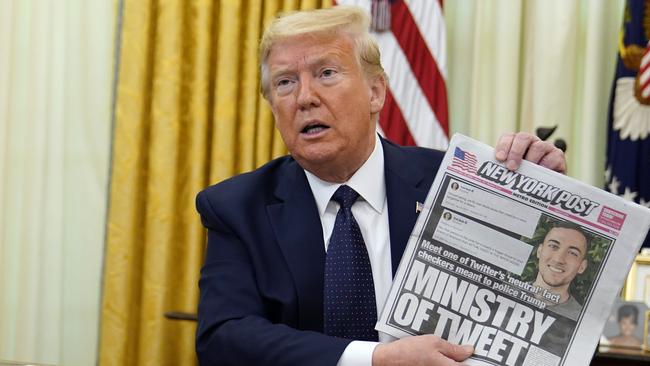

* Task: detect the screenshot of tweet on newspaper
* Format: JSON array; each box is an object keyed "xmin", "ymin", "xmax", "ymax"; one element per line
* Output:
[{"xmin": 377, "ymin": 134, "xmax": 650, "ymax": 366}]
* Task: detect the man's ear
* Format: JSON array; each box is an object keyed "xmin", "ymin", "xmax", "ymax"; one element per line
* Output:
[
  {"xmin": 369, "ymin": 76, "xmax": 386, "ymax": 114},
  {"xmin": 578, "ymin": 259, "xmax": 587, "ymax": 274}
]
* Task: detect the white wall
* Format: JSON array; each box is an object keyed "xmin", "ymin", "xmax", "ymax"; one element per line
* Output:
[{"xmin": 0, "ymin": 1, "xmax": 115, "ymax": 364}]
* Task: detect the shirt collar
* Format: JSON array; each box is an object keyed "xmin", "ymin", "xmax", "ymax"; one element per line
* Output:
[{"xmin": 304, "ymin": 136, "xmax": 386, "ymax": 216}]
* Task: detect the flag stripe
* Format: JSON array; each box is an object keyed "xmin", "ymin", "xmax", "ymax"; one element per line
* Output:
[
  {"xmin": 375, "ymin": 30, "xmax": 448, "ymax": 149},
  {"xmin": 402, "ymin": 0, "xmax": 447, "ymax": 79},
  {"xmin": 380, "ymin": 89, "xmax": 417, "ymax": 146},
  {"xmin": 391, "ymin": 1, "xmax": 449, "ymax": 135},
  {"xmin": 639, "ymin": 67, "xmax": 650, "ymax": 84}
]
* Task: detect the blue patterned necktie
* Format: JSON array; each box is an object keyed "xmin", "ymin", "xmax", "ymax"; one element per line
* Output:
[{"xmin": 323, "ymin": 185, "xmax": 378, "ymax": 341}]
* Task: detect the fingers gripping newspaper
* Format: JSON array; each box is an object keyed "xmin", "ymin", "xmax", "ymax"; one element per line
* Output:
[{"xmin": 376, "ymin": 134, "xmax": 650, "ymax": 366}]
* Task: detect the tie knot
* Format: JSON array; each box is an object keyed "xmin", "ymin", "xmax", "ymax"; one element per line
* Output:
[{"xmin": 331, "ymin": 185, "xmax": 359, "ymax": 210}]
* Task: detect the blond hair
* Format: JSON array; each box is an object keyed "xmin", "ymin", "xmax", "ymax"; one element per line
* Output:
[{"xmin": 259, "ymin": 5, "xmax": 387, "ymax": 98}]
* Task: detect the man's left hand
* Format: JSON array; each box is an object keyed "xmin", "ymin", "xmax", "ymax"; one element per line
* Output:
[{"xmin": 495, "ymin": 132, "xmax": 567, "ymax": 174}]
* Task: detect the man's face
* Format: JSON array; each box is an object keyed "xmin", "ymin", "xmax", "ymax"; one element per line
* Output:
[
  {"xmin": 536, "ymin": 227, "xmax": 588, "ymax": 289},
  {"xmin": 265, "ymin": 33, "xmax": 385, "ymax": 180}
]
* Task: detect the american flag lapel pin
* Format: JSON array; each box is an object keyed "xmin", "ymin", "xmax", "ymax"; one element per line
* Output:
[{"xmin": 415, "ymin": 201, "xmax": 424, "ymax": 213}]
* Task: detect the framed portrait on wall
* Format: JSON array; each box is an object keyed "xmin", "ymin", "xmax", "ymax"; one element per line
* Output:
[
  {"xmin": 623, "ymin": 254, "xmax": 650, "ymax": 304},
  {"xmin": 600, "ymin": 300, "xmax": 648, "ymax": 349}
]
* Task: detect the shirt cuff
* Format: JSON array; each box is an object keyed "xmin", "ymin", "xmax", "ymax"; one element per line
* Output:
[{"xmin": 336, "ymin": 340, "xmax": 379, "ymax": 366}]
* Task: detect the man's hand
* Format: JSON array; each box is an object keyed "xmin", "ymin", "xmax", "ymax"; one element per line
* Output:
[
  {"xmin": 372, "ymin": 335, "xmax": 474, "ymax": 366},
  {"xmin": 495, "ymin": 132, "xmax": 567, "ymax": 174}
]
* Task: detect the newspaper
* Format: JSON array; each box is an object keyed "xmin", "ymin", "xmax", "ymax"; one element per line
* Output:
[{"xmin": 376, "ymin": 134, "xmax": 650, "ymax": 366}]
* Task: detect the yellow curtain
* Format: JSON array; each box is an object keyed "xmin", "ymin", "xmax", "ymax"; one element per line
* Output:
[{"xmin": 100, "ymin": 1, "xmax": 332, "ymax": 365}]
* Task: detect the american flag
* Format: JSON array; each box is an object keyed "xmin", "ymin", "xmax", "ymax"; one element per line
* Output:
[
  {"xmin": 334, "ymin": 0, "xmax": 449, "ymax": 150},
  {"xmin": 450, "ymin": 147, "xmax": 477, "ymax": 173},
  {"xmin": 605, "ymin": 0, "xmax": 650, "ymax": 248}
]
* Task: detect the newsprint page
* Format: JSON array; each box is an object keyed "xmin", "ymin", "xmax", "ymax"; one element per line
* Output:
[{"xmin": 376, "ymin": 134, "xmax": 650, "ymax": 366}]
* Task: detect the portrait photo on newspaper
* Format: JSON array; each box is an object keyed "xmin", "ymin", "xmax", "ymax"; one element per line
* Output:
[{"xmin": 376, "ymin": 134, "xmax": 650, "ymax": 366}]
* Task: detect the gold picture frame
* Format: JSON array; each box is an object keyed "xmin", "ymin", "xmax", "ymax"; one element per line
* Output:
[
  {"xmin": 623, "ymin": 254, "xmax": 650, "ymax": 302},
  {"xmin": 645, "ymin": 310, "xmax": 650, "ymax": 352}
]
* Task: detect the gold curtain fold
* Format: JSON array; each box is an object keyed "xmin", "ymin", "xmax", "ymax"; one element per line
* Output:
[{"xmin": 100, "ymin": 1, "xmax": 332, "ymax": 365}]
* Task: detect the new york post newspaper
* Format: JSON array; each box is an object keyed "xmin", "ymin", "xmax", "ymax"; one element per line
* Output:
[{"xmin": 376, "ymin": 134, "xmax": 650, "ymax": 366}]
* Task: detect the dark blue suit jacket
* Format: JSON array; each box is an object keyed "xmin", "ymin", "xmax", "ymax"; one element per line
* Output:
[{"xmin": 196, "ymin": 138, "xmax": 444, "ymax": 365}]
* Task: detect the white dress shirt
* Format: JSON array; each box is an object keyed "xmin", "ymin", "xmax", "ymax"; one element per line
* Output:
[{"xmin": 304, "ymin": 136, "xmax": 397, "ymax": 366}]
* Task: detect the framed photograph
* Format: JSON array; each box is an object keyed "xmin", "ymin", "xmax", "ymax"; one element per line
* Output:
[
  {"xmin": 645, "ymin": 310, "xmax": 650, "ymax": 351},
  {"xmin": 623, "ymin": 254, "xmax": 650, "ymax": 304},
  {"xmin": 600, "ymin": 300, "xmax": 648, "ymax": 349}
]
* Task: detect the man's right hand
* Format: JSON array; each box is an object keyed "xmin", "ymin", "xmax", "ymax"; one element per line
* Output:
[{"xmin": 371, "ymin": 335, "xmax": 474, "ymax": 365}]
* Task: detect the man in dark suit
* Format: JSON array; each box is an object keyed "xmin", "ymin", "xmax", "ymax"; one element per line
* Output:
[{"xmin": 196, "ymin": 6, "xmax": 566, "ymax": 366}]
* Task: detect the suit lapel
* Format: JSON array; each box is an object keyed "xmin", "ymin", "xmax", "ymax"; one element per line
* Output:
[
  {"xmin": 382, "ymin": 139, "xmax": 431, "ymax": 276},
  {"xmin": 266, "ymin": 160, "xmax": 325, "ymax": 331},
  {"xmin": 265, "ymin": 141, "xmax": 435, "ymax": 329}
]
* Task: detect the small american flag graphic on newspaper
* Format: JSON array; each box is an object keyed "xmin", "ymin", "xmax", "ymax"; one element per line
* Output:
[{"xmin": 450, "ymin": 147, "xmax": 477, "ymax": 173}]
